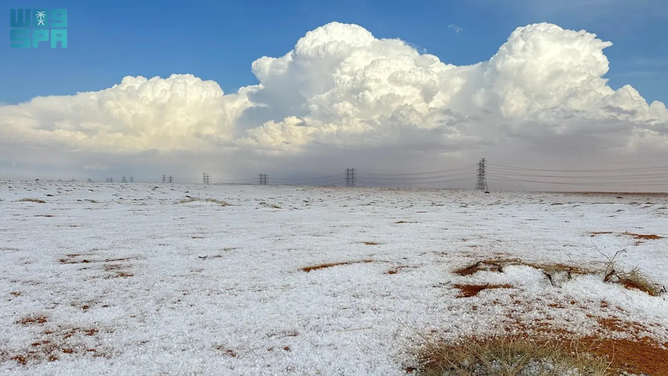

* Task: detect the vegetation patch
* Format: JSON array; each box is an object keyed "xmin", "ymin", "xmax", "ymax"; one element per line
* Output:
[
  {"xmin": 454, "ymin": 260, "xmax": 505, "ymax": 276},
  {"xmin": 177, "ymin": 197, "xmax": 230, "ymax": 206},
  {"xmin": 413, "ymin": 335, "xmax": 610, "ymax": 376},
  {"xmin": 301, "ymin": 260, "xmax": 375, "ymax": 272},
  {"xmin": 600, "ymin": 249, "xmax": 665, "ymax": 296},
  {"xmin": 18, "ymin": 198, "xmax": 46, "ymax": 204},
  {"xmin": 453, "ymin": 284, "xmax": 513, "ymax": 298}
]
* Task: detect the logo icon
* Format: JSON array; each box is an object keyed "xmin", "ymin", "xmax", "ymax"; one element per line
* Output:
[
  {"xmin": 35, "ymin": 11, "xmax": 46, "ymax": 26},
  {"xmin": 10, "ymin": 9, "xmax": 68, "ymax": 48}
]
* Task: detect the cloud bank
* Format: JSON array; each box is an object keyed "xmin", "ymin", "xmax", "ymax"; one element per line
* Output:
[{"xmin": 1, "ymin": 22, "xmax": 667, "ymax": 188}]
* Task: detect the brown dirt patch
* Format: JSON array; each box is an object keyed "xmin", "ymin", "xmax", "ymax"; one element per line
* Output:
[
  {"xmin": 500, "ymin": 314, "xmax": 668, "ymax": 376},
  {"xmin": 590, "ymin": 231, "xmax": 613, "ymax": 237},
  {"xmin": 301, "ymin": 260, "xmax": 375, "ymax": 272},
  {"xmin": 3, "ymin": 326, "xmax": 107, "ymax": 366},
  {"xmin": 362, "ymin": 241, "xmax": 379, "ymax": 245},
  {"xmin": 454, "ymin": 284, "xmax": 513, "ymax": 298},
  {"xmin": 580, "ymin": 337, "xmax": 668, "ymax": 376},
  {"xmin": 596, "ymin": 317, "xmax": 646, "ymax": 334},
  {"xmin": 622, "ymin": 231, "xmax": 664, "ymax": 240},
  {"xmin": 17, "ymin": 315, "xmax": 48, "ymax": 325}
]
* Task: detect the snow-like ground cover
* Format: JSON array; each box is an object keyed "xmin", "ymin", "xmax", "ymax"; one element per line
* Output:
[{"xmin": 1, "ymin": 181, "xmax": 667, "ymax": 375}]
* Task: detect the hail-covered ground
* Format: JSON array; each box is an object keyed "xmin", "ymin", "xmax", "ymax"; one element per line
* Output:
[{"xmin": 1, "ymin": 181, "xmax": 667, "ymax": 375}]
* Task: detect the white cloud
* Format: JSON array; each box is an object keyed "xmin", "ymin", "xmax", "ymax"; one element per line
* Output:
[
  {"xmin": 0, "ymin": 22, "xmax": 667, "ymax": 186},
  {"xmin": 448, "ymin": 24, "xmax": 463, "ymax": 33}
]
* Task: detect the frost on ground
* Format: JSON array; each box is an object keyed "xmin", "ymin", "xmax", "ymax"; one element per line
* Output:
[{"xmin": 1, "ymin": 181, "xmax": 667, "ymax": 375}]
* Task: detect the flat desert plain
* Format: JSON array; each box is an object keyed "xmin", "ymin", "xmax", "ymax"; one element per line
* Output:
[{"xmin": 1, "ymin": 181, "xmax": 667, "ymax": 375}]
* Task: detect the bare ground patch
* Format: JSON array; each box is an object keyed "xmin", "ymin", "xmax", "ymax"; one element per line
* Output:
[
  {"xmin": 621, "ymin": 231, "xmax": 664, "ymax": 240},
  {"xmin": 2, "ymin": 325, "xmax": 110, "ymax": 366},
  {"xmin": 177, "ymin": 197, "xmax": 230, "ymax": 206},
  {"xmin": 453, "ymin": 284, "xmax": 513, "ymax": 298},
  {"xmin": 17, "ymin": 198, "xmax": 46, "ymax": 204},
  {"xmin": 301, "ymin": 260, "xmax": 375, "ymax": 272}
]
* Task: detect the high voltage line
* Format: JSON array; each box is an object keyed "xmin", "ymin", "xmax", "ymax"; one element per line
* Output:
[
  {"xmin": 72, "ymin": 159, "xmax": 668, "ymax": 191},
  {"xmin": 487, "ymin": 163, "xmax": 668, "ymax": 173}
]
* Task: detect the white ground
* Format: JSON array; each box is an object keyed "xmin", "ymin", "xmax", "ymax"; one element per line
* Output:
[{"xmin": 1, "ymin": 181, "xmax": 667, "ymax": 375}]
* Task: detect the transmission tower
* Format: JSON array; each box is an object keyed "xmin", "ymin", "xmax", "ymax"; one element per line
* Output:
[
  {"xmin": 168, "ymin": 175, "xmax": 173, "ymax": 184},
  {"xmin": 203, "ymin": 173, "xmax": 209, "ymax": 184},
  {"xmin": 163, "ymin": 174, "xmax": 166, "ymax": 183},
  {"xmin": 475, "ymin": 158, "xmax": 489, "ymax": 191},
  {"xmin": 258, "ymin": 174, "xmax": 267, "ymax": 185},
  {"xmin": 346, "ymin": 168, "xmax": 356, "ymax": 187},
  {"xmin": 122, "ymin": 176, "xmax": 127, "ymax": 183}
]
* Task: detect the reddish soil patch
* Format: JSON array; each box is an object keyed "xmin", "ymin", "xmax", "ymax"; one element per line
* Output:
[
  {"xmin": 596, "ymin": 317, "xmax": 646, "ymax": 334},
  {"xmin": 580, "ymin": 337, "xmax": 668, "ymax": 376},
  {"xmin": 590, "ymin": 231, "xmax": 613, "ymax": 237},
  {"xmin": 622, "ymin": 231, "xmax": 664, "ymax": 240},
  {"xmin": 4, "ymin": 326, "xmax": 106, "ymax": 365},
  {"xmin": 498, "ymin": 313, "xmax": 668, "ymax": 376},
  {"xmin": 454, "ymin": 284, "xmax": 513, "ymax": 298},
  {"xmin": 17, "ymin": 315, "xmax": 48, "ymax": 325},
  {"xmin": 302, "ymin": 260, "xmax": 374, "ymax": 272}
]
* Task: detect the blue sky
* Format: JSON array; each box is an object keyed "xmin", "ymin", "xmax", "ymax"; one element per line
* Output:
[{"xmin": 2, "ymin": 0, "xmax": 667, "ymax": 105}]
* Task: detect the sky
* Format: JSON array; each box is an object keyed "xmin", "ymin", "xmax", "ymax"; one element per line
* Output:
[{"xmin": 1, "ymin": 0, "xmax": 668, "ymax": 191}]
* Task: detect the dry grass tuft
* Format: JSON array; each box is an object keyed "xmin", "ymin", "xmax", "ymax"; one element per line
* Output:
[
  {"xmin": 454, "ymin": 260, "xmax": 505, "ymax": 276},
  {"xmin": 301, "ymin": 260, "xmax": 374, "ymax": 272},
  {"xmin": 599, "ymin": 248, "xmax": 664, "ymax": 296},
  {"xmin": 605, "ymin": 267, "xmax": 663, "ymax": 296},
  {"xmin": 453, "ymin": 284, "xmax": 513, "ymax": 298},
  {"xmin": 415, "ymin": 336, "xmax": 610, "ymax": 376},
  {"xmin": 363, "ymin": 241, "xmax": 380, "ymax": 245},
  {"xmin": 177, "ymin": 197, "xmax": 230, "ymax": 206},
  {"xmin": 18, "ymin": 198, "xmax": 46, "ymax": 204},
  {"xmin": 589, "ymin": 231, "xmax": 613, "ymax": 237}
]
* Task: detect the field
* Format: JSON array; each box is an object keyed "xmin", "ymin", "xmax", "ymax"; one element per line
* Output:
[{"xmin": 1, "ymin": 181, "xmax": 667, "ymax": 375}]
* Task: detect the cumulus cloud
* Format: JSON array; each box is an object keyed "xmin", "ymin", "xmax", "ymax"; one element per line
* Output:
[{"xmin": 0, "ymin": 22, "xmax": 667, "ymax": 187}]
